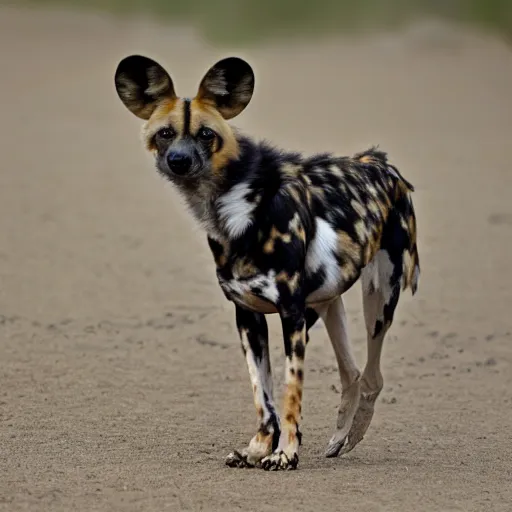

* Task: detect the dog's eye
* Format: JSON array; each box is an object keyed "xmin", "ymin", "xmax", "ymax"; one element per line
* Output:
[
  {"xmin": 157, "ymin": 127, "xmax": 175, "ymax": 140},
  {"xmin": 197, "ymin": 127, "xmax": 215, "ymax": 141}
]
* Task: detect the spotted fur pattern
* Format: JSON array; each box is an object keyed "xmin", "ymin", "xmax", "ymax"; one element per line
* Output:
[{"xmin": 114, "ymin": 55, "xmax": 420, "ymax": 470}]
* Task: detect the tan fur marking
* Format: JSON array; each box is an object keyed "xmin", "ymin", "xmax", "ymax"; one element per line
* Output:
[
  {"xmin": 281, "ymin": 163, "xmax": 302, "ymax": 177},
  {"xmin": 368, "ymin": 200, "xmax": 381, "ymax": 216},
  {"xmin": 381, "ymin": 188, "xmax": 393, "ymax": 207},
  {"xmin": 285, "ymin": 413, "xmax": 295, "ymax": 424},
  {"xmin": 354, "ymin": 220, "xmax": 369, "ymax": 244},
  {"xmin": 408, "ymin": 214, "xmax": 417, "ymax": 241},
  {"xmin": 255, "ymin": 431, "xmax": 270, "ymax": 444},
  {"xmin": 305, "ymin": 188, "xmax": 312, "ymax": 209},
  {"xmin": 329, "ymin": 164, "xmax": 343, "ymax": 177},
  {"xmin": 143, "ymin": 98, "xmax": 182, "ymax": 149},
  {"xmin": 403, "ymin": 250, "xmax": 412, "ymax": 280},
  {"xmin": 312, "ymin": 186, "xmax": 325, "ymax": 200},
  {"xmin": 287, "ymin": 186, "xmax": 303, "ymax": 207},
  {"xmin": 276, "ymin": 271, "xmax": 300, "ymax": 294},
  {"xmin": 212, "ymin": 238, "xmax": 229, "ymax": 269},
  {"xmin": 190, "ymin": 99, "xmax": 239, "ymax": 175},
  {"xmin": 337, "ymin": 231, "xmax": 360, "ymax": 263},
  {"xmin": 347, "ymin": 185, "xmax": 362, "ymax": 203},
  {"xmin": 288, "ymin": 213, "xmax": 306, "ymax": 242},
  {"xmin": 364, "ymin": 229, "xmax": 382, "ymax": 265},
  {"xmin": 282, "ymin": 381, "xmax": 302, "ymax": 442},
  {"xmin": 341, "ymin": 259, "xmax": 357, "ymax": 280},
  {"xmin": 351, "ymin": 199, "xmax": 367, "ymax": 218},
  {"xmin": 232, "ymin": 258, "xmax": 258, "ymax": 279},
  {"xmin": 376, "ymin": 199, "xmax": 390, "ymax": 218},
  {"xmin": 290, "ymin": 331, "xmax": 303, "ymax": 346},
  {"xmin": 263, "ymin": 227, "xmax": 292, "ymax": 254}
]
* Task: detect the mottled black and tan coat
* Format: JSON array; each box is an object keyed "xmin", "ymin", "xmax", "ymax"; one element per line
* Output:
[{"xmin": 114, "ymin": 55, "xmax": 420, "ymax": 470}]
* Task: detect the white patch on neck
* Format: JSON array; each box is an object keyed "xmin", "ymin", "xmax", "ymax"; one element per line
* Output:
[{"xmin": 216, "ymin": 182, "xmax": 255, "ymax": 239}]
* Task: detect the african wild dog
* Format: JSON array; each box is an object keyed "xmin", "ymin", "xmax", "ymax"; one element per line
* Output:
[{"xmin": 114, "ymin": 55, "xmax": 420, "ymax": 471}]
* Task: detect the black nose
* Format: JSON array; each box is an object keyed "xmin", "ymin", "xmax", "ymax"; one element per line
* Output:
[{"xmin": 167, "ymin": 152, "xmax": 192, "ymax": 175}]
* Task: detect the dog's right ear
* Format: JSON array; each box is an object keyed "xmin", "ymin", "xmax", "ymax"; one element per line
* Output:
[{"xmin": 114, "ymin": 55, "xmax": 176, "ymax": 120}]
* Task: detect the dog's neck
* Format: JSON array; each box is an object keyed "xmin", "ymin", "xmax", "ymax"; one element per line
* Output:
[
  {"xmin": 174, "ymin": 134, "xmax": 305, "ymax": 242},
  {"xmin": 174, "ymin": 134, "xmax": 258, "ymax": 241}
]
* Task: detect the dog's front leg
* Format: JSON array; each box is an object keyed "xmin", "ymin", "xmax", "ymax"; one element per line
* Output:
[
  {"xmin": 226, "ymin": 305, "xmax": 279, "ymax": 468},
  {"xmin": 262, "ymin": 301, "xmax": 306, "ymax": 471}
]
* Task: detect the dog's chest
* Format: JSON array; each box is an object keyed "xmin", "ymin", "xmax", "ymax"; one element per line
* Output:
[{"xmin": 209, "ymin": 213, "xmax": 369, "ymax": 312}]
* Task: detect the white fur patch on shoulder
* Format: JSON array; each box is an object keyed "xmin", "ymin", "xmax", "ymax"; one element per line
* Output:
[
  {"xmin": 306, "ymin": 218, "xmax": 338, "ymax": 273},
  {"xmin": 305, "ymin": 217, "xmax": 341, "ymax": 301},
  {"xmin": 217, "ymin": 182, "xmax": 255, "ymax": 239}
]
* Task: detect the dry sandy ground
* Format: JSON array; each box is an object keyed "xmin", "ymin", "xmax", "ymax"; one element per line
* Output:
[{"xmin": 1, "ymin": 5, "xmax": 512, "ymax": 511}]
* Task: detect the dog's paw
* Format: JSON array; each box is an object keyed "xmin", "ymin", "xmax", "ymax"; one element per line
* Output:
[
  {"xmin": 325, "ymin": 392, "xmax": 378, "ymax": 457},
  {"xmin": 225, "ymin": 450, "xmax": 256, "ymax": 468},
  {"xmin": 325, "ymin": 432, "xmax": 348, "ymax": 458},
  {"xmin": 261, "ymin": 450, "xmax": 298, "ymax": 471}
]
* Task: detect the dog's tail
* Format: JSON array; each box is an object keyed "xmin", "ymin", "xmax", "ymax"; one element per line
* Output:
[
  {"xmin": 391, "ymin": 182, "xmax": 420, "ymax": 295},
  {"xmin": 354, "ymin": 146, "xmax": 415, "ymax": 193}
]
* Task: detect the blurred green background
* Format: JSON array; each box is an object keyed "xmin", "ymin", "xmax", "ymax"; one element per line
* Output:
[{"xmin": 10, "ymin": 0, "xmax": 512, "ymax": 45}]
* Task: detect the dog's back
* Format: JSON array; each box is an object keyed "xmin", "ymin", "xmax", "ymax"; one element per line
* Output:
[{"xmin": 295, "ymin": 146, "xmax": 420, "ymax": 306}]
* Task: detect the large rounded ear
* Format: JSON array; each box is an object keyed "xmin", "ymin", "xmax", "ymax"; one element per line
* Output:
[
  {"xmin": 196, "ymin": 57, "xmax": 254, "ymax": 120},
  {"xmin": 114, "ymin": 55, "xmax": 176, "ymax": 120}
]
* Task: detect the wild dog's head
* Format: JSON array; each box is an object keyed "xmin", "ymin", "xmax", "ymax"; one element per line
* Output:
[{"xmin": 114, "ymin": 55, "xmax": 254, "ymax": 186}]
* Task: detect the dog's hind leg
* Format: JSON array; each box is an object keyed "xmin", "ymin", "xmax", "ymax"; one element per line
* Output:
[
  {"xmin": 337, "ymin": 250, "xmax": 401, "ymax": 456},
  {"xmin": 226, "ymin": 306, "xmax": 279, "ymax": 468},
  {"xmin": 316, "ymin": 296, "xmax": 362, "ymax": 458},
  {"xmin": 337, "ymin": 178, "xmax": 419, "ymax": 456}
]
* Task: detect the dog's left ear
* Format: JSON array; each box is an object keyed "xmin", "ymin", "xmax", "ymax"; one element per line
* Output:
[
  {"xmin": 114, "ymin": 55, "xmax": 176, "ymax": 120},
  {"xmin": 196, "ymin": 57, "xmax": 254, "ymax": 120}
]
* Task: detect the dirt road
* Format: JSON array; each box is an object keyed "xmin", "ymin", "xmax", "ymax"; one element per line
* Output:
[{"xmin": 1, "ymin": 6, "xmax": 512, "ymax": 511}]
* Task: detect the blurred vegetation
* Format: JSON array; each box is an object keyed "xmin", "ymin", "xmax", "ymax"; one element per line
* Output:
[{"xmin": 8, "ymin": 0, "xmax": 512, "ymax": 45}]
